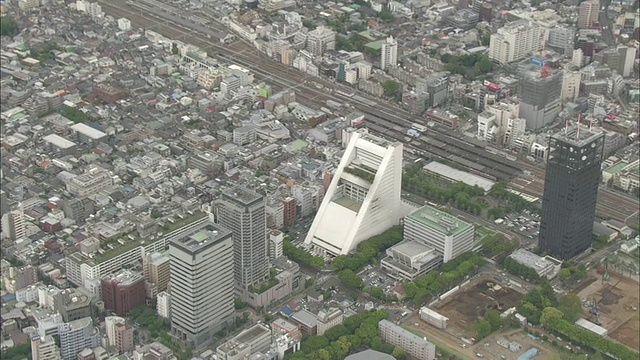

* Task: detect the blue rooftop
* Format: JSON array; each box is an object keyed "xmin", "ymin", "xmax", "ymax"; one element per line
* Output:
[
  {"xmin": 518, "ymin": 348, "xmax": 539, "ymax": 360},
  {"xmin": 280, "ymin": 306, "xmax": 294, "ymax": 316}
]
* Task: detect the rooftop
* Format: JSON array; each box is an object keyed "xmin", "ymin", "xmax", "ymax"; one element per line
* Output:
[
  {"xmin": 406, "ymin": 206, "xmax": 473, "ymax": 237},
  {"xmin": 222, "ymin": 186, "xmax": 263, "ymax": 206},
  {"xmin": 423, "ymin": 161, "xmax": 495, "ymax": 192},
  {"xmin": 171, "ymin": 225, "xmax": 232, "ymax": 254},
  {"xmin": 233, "ymin": 323, "xmax": 270, "ymax": 345},
  {"xmin": 552, "ymin": 125, "xmax": 604, "ymax": 148}
]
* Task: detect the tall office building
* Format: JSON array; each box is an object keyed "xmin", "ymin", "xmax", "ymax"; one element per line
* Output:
[
  {"xmin": 305, "ymin": 129, "xmax": 403, "ymax": 257},
  {"xmin": 539, "ymin": 125, "xmax": 604, "ymax": 260},
  {"xmin": 380, "ymin": 36, "xmax": 398, "ymax": 70},
  {"xmin": 306, "ymin": 26, "xmax": 336, "ymax": 56},
  {"xmin": 169, "ymin": 222, "xmax": 235, "ymax": 347},
  {"xmin": 30, "ymin": 334, "xmax": 61, "ymax": 360},
  {"xmin": 215, "ymin": 187, "xmax": 269, "ymax": 292},
  {"xmin": 517, "ymin": 64, "xmax": 563, "ymax": 130},
  {"xmin": 617, "ymin": 45, "xmax": 637, "ymax": 77},
  {"xmin": 58, "ymin": 317, "xmax": 100, "ymax": 360},
  {"xmin": 489, "ymin": 20, "xmax": 542, "ymax": 64},
  {"xmin": 578, "ymin": 0, "xmax": 599, "ymax": 29},
  {"xmin": 2, "ymin": 206, "xmax": 26, "ymax": 242}
]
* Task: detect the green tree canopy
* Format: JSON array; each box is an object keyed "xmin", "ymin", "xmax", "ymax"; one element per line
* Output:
[
  {"xmin": 540, "ymin": 307, "xmax": 564, "ymax": 327},
  {"xmin": 558, "ymin": 294, "xmax": 583, "ymax": 322},
  {"xmin": 382, "ymin": 80, "xmax": 400, "ymax": 100},
  {"xmin": 0, "ymin": 15, "xmax": 18, "ymax": 37},
  {"xmin": 485, "ymin": 309, "xmax": 503, "ymax": 331},
  {"xmin": 473, "ymin": 319, "xmax": 492, "ymax": 339}
]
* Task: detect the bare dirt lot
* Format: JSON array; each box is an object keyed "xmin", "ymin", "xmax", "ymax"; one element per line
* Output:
[
  {"xmin": 432, "ymin": 276, "xmax": 525, "ymax": 336},
  {"xmin": 576, "ymin": 270, "xmax": 640, "ymax": 351}
]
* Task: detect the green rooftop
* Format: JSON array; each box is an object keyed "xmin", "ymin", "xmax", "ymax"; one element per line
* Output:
[
  {"xmin": 93, "ymin": 212, "xmax": 207, "ymax": 264},
  {"xmin": 358, "ymin": 29, "xmax": 388, "ymax": 42},
  {"xmin": 605, "ymin": 161, "xmax": 629, "ymax": 175},
  {"xmin": 190, "ymin": 231, "xmax": 209, "ymax": 243},
  {"xmin": 364, "ymin": 40, "xmax": 383, "ymax": 51},
  {"xmin": 334, "ymin": 196, "xmax": 363, "ymax": 212},
  {"xmin": 286, "ymin": 139, "xmax": 308, "ymax": 152},
  {"xmin": 406, "ymin": 206, "xmax": 473, "ymax": 237}
]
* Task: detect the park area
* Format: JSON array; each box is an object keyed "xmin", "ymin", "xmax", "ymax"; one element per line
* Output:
[
  {"xmin": 431, "ymin": 275, "xmax": 525, "ymax": 336},
  {"xmin": 575, "ymin": 269, "xmax": 640, "ymax": 351}
]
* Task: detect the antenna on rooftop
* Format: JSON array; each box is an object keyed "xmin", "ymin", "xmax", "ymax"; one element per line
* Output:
[
  {"xmin": 564, "ymin": 117, "xmax": 569, "ymax": 135},
  {"xmin": 577, "ymin": 114, "xmax": 581, "ymax": 139}
]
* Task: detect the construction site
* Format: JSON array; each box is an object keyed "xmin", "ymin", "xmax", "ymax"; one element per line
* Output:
[
  {"xmin": 431, "ymin": 275, "xmax": 525, "ymax": 336},
  {"xmin": 575, "ymin": 268, "xmax": 640, "ymax": 351}
]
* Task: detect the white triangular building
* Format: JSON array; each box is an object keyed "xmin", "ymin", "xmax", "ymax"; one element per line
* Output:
[{"xmin": 305, "ymin": 129, "xmax": 403, "ymax": 257}]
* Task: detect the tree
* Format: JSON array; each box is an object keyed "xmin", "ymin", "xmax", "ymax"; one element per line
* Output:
[
  {"xmin": 558, "ymin": 294, "xmax": 583, "ymax": 322},
  {"xmin": 392, "ymin": 347, "xmax": 407, "ymax": 360},
  {"xmin": 339, "ymin": 269, "xmax": 364, "ymax": 289},
  {"xmin": 473, "ymin": 319, "xmax": 492, "ymax": 339},
  {"xmin": 485, "ymin": 309, "xmax": 503, "ymax": 331},
  {"xmin": 379, "ymin": 10, "xmax": 395, "ymax": 23},
  {"xmin": 0, "ymin": 15, "xmax": 18, "ymax": 37},
  {"xmin": 540, "ymin": 307, "xmax": 564, "ymax": 327},
  {"xmin": 382, "ymin": 80, "xmax": 400, "ymax": 100}
]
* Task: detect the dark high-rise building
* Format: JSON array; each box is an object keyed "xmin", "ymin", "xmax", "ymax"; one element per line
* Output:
[{"xmin": 538, "ymin": 125, "xmax": 604, "ymax": 260}]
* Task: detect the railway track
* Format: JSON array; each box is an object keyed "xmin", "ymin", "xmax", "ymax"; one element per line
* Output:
[
  {"xmin": 100, "ymin": 0, "xmax": 522, "ymax": 181},
  {"xmin": 100, "ymin": 0, "xmax": 640, "ymax": 222}
]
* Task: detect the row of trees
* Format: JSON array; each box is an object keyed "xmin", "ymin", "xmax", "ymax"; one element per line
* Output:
[
  {"xmin": 331, "ymin": 226, "xmax": 403, "ymax": 272},
  {"xmin": 58, "ymin": 105, "xmax": 90, "ymax": 123},
  {"xmin": 283, "ymin": 310, "xmax": 408, "ymax": 360},
  {"xmin": 489, "ymin": 182, "xmax": 540, "ymax": 215},
  {"xmin": 403, "ymin": 163, "xmax": 486, "ymax": 215},
  {"xmin": 502, "ymin": 256, "xmax": 543, "ymax": 284},
  {"xmin": 283, "ymin": 240, "xmax": 324, "ymax": 269},
  {"xmin": 478, "ymin": 233, "xmax": 518, "ymax": 260},
  {"xmin": 558, "ymin": 263, "xmax": 588, "ymax": 284},
  {"xmin": 403, "ymin": 252, "xmax": 484, "ymax": 305},
  {"xmin": 440, "ymin": 53, "xmax": 493, "ymax": 80},
  {"xmin": 538, "ymin": 305, "xmax": 638, "ymax": 360}
]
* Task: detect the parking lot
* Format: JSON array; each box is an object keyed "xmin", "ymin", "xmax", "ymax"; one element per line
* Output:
[
  {"xmin": 495, "ymin": 210, "xmax": 540, "ymax": 245},
  {"xmin": 360, "ymin": 266, "xmax": 402, "ymax": 297}
]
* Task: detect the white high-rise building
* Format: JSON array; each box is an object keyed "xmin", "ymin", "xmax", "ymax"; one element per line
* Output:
[
  {"xmin": 169, "ymin": 222, "xmax": 235, "ymax": 347},
  {"xmin": 306, "ymin": 26, "xmax": 336, "ymax": 56},
  {"xmin": 489, "ymin": 20, "xmax": 542, "ymax": 64},
  {"xmin": 561, "ymin": 71, "xmax": 582, "ymax": 102},
  {"xmin": 304, "ymin": 129, "xmax": 403, "ymax": 257},
  {"xmin": 117, "ymin": 18, "xmax": 131, "ymax": 31},
  {"xmin": 105, "ymin": 316, "xmax": 126, "ymax": 347},
  {"xmin": 30, "ymin": 334, "xmax": 61, "ymax": 360},
  {"xmin": 58, "ymin": 317, "xmax": 100, "ymax": 360},
  {"xmin": 380, "ymin": 36, "xmax": 398, "ymax": 70},
  {"xmin": 617, "ymin": 45, "xmax": 637, "ymax": 77},
  {"xmin": 403, "ymin": 205, "xmax": 474, "ymax": 263},
  {"xmin": 571, "ymin": 48, "xmax": 584, "ymax": 68},
  {"xmin": 578, "ymin": 0, "xmax": 599, "ymax": 29},
  {"xmin": 156, "ymin": 291, "xmax": 171, "ymax": 319}
]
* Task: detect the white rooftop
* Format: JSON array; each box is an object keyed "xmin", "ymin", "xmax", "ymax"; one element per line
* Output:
[
  {"xmin": 43, "ymin": 134, "xmax": 77, "ymax": 149},
  {"xmin": 70, "ymin": 123, "xmax": 107, "ymax": 140},
  {"xmin": 423, "ymin": 161, "xmax": 495, "ymax": 192}
]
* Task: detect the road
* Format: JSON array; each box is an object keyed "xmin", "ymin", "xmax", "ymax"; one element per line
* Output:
[
  {"xmin": 599, "ymin": 0, "xmax": 615, "ymax": 46},
  {"xmin": 99, "ymin": 0, "xmax": 637, "ymax": 224}
]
